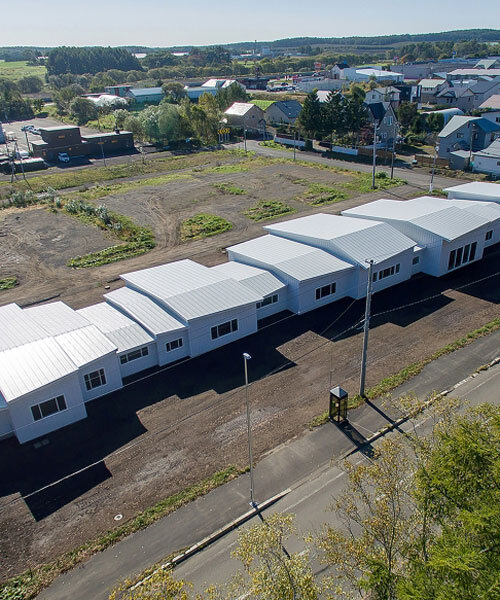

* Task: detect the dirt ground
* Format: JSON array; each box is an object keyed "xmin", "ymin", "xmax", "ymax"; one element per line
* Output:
[
  {"xmin": 0, "ymin": 247, "xmax": 499, "ymax": 578},
  {"xmin": 0, "ymin": 157, "xmax": 419, "ymax": 309},
  {"xmin": 1, "ymin": 152, "xmax": 497, "ymax": 580}
]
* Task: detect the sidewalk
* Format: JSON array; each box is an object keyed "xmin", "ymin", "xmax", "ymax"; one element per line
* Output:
[{"xmin": 38, "ymin": 328, "xmax": 500, "ymax": 600}]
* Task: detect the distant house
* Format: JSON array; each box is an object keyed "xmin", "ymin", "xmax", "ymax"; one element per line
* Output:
[
  {"xmin": 342, "ymin": 68, "xmax": 404, "ymax": 83},
  {"xmin": 331, "ymin": 63, "xmax": 349, "ymax": 79},
  {"xmin": 105, "ymin": 85, "xmax": 132, "ymax": 97},
  {"xmin": 446, "ymin": 68, "xmax": 500, "ymax": 81},
  {"xmin": 469, "ymin": 77, "xmax": 500, "ymax": 110},
  {"xmin": 479, "ymin": 94, "xmax": 500, "ymax": 125},
  {"xmin": 184, "ymin": 79, "xmax": 245, "ymax": 101},
  {"xmin": 224, "ymin": 102, "xmax": 265, "ymax": 130},
  {"xmin": 436, "ymin": 83, "xmax": 475, "ymax": 111},
  {"xmin": 365, "ymin": 102, "xmax": 398, "ymax": 147},
  {"xmin": 419, "ymin": 78, "xmax": 447, "ymax": 104},
  {"xmin": 472, "ymin": 138, "xmax": 500, "ymax": 176},
  {"xmin": 258, "ymin": 100, "xmax": 303, "ymax": 125},
  {"xmin": 125, "ymin": 87, "xmax": 165, "ymax": 103},
  {"xmin": 364, "ymin": 86, "xmax": 401, "ymax": 107},
  {"xmin": 438, "ymin": 115, "xmax": 500, "ymax": 161},
  {"xmin": 474, "ymin": 59, "xmax": 500, "ymax": 70}
]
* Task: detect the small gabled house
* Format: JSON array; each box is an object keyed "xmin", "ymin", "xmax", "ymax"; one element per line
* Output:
[
  {"xmin": 419, "ymin": 78, "xmax": 447, "ymax": 104},
  {"xmin": 262, "ymin": 100, "xmax": 302, "ymax": 125},
  {"xmin": 365, "ymin": 86, "xmax": 401, "ymax": 107},
  {"xmin": 224, "ymin": 102, "xmax": 265, "ymax": 131},
  {"xmin": 365, "ymin": 102, "xmax": 398, "ymax": 147},
  {"xmin": 438, "ymin": 115, "xmax": 500, "ymax": 160},
  {"xmin": 478, "ymin": 94, "xmax": 500, "ymax": 125},
  {"xmin": 436, "ymin": 84, "xmax": 475, "ymax": 111}
]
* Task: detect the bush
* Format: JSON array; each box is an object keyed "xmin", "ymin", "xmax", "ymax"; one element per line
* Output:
[
  {"xmin": 180, "ymin": 213, "xmax": 232, "ymax": 241},
  {"xmin": 244, "ymin": 200, "xmax": 295, "ymax": 221}
]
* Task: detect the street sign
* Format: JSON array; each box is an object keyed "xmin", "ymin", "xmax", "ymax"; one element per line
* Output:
[{"xmin": 217, "ymin": 128, "xmax": 230, "ymax": 135}]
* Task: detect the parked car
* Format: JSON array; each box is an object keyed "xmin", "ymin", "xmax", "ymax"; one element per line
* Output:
[{"xmin": 57, "ymin": 152, "xmax": 70, "ymax": 163}]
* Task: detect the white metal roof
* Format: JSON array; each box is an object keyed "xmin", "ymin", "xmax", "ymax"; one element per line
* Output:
[
  {"xmin": 104, "ymin": 286, "xmax": 186, "ymax": 337},
  {"xmin": 77, "ymin": 303, "xmax": 154, "ymax": 354},
  {"xmin": 444, "ymin": 182, "xmax": 500, "ymax": 202},
  {"xmin": 0, "ymin": 338, "xmax": 78, "ymax": 402},
  {"xmin": 210, "ymin": 262, "xmax": 286, "ymax": 298},
  {"xmin": 0, "ymin": 303, "xmax": 47, "ymax": 351},
  {"xmin": 264, "ymin": 213, "xmax": 415, "ymax": 266},
  {"xmin": 121, "ymin": 259, "xmax": 262, "ymax": 322},
  {"xmin": 443, "ymin": 198, "xmax": 500, "ymax": 222},
  {"xmin": 227, "ymin": 234, "xmax": 355, "ymax": 281},
  {"xmin": 54, "ymin": 326, "xmax": 117, "ymax": 368},
  {"xmin": 342, "ymin": 198, "xmax": 490, "ymax": 240},
  {"xmin": 224, "ymin": 102, "xmax": 256, "ymax": 116},
  {"xmin": 25, "ymin": 301, "xmax": 91, "ymax": 336}
]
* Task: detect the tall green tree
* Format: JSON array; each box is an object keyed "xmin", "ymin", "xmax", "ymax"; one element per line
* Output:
[{"xmin": 297, "ymin": 90, "xmax": 322, "ymax": 137}]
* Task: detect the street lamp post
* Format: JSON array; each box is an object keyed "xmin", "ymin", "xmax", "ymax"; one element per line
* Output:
[
  {"xmin": 243, "ymin": 352, "xmax": 256, "ymax": 508},
  {"xmin": 429, "ymin": 143, "xmax": 439, "ymax": 194}
]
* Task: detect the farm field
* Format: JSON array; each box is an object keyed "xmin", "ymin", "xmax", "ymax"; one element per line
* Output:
[
  {"xmin": 0, "ymin": 59, "xmax": 46, "ymax": 82},
  {"xmin": 0, "ymin": 151, "xmax": 414, "ymax": 310}
]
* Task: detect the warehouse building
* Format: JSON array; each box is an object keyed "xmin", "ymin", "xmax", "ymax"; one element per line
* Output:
[
  {"xmin": 77, "ymin": 302, "xmax": 157, "ymax": 378},
  {"xmin": 227, "ymin": 234, "xmax": 357, "ymax": 314},
  {"xmin": 210, "ymin": 261, "xmax": 288, "ymax": 319},
  {"xmin": 439, "ymin": 198, "xmax": 500, "ymax": 247},
  {"xmin": 0, "ymin": 302, "xmax": 122, "ymax": 443},
  {"xmin": 119, "ymin": 260, "xmax": 262, "ymax": 357},
  {"xmin": 104, "ymin": 286, "xmax": 189, "ymax": 367},
  {"xmin": 342, "ymin": 198, "xmax": 490, "ymax": 276},
  {"xmin": 264, "ymin": 214, "xmax": 416, "ymax": 298},
  {"xmin": 444, "ymin": 182, "xmax": 500, "ymax": 203}
]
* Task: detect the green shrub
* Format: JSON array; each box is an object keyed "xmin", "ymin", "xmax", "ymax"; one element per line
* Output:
[
  {"xmin": 213, "ymin": 182, "xmax": 246, "ymax": 195},
  {"xmin": 180, "ymin": 213, "xmax": 232, "ymax": 241},
  {"xmin": 0, "ymin": 276, "xmax": 18, "ymax": 290},
  {"xmin": 244, "ymin": 200, "xmax": 295, "ymax": 221}
]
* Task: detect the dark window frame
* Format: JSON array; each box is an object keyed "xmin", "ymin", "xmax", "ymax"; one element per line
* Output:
[
  {"xmin": 31, "ymin": 395, "xmax": 67, "ymax": 422},
  {"xmin": 84, "ymin": 368, "xmax": 106, "ymax": 391}
]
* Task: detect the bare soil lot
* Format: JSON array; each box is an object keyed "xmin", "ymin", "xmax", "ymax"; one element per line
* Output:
[
  {"xmin": 0, "ymin": 155, "xmax": 417, "ymax": 309},
  {"xmin": 0, "ymin": 248, "xmax": 499, "ymax": 580}
]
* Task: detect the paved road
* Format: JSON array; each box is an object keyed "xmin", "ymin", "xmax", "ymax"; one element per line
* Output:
[
  {"xmin": 232, "ymin": 139, "xmax": 466, "ymax": 191},
  {"xmin": 175, "ymin": 360, "xmax": 500, "ymax": 593},
  {"xmin": 38, "ymin": 329, "xmax": 500, "ymax": 600}
]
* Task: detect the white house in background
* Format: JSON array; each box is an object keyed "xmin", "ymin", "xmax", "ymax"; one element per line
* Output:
[
  {"xmin": 263, "ymin": 214, "xmax": 416, "ymax": 299},
  {"xmin": 120, "ymin": 260, "xmax": 262, "ymax": 357},
  {"xmin": 227, "ymin": 234, "xmax": 357, "ymax": 314},
  {"xmin": 210, "ymin": 261, "xmax": 288, "ymax": 320},
  {"xmin": 478, "ymin": 94, "xmax": 500, "ymax": 125},
  {"xmin": 472, "ymin": 139, "xmax": 500, "ymax": 176},
  {"xmin": 0, "ymin": 302, "xmax": 122, "ymax": 443},
  {"xmin": 104, "ymin": 286, "xmax": 189, "ymax": 366},
  {"xmin": 224, "ymin": 102, "xmax": 265, "ymax": 130},
  {"xmin": 419, "ymin": 78, "xmax": 447, "ymax": 104},
  {"xmin": 364, "ymin": 86, "xmax": 401, "ymax": 106},
  {"xmin": 342, "ymin": 198, "xmax": 490, "ymax": 277},
  {"xmin": 342, "ymin": 68, "xmax": 404, "ymax": 83},
  {"xmin": 444, "ymin": 182, "xmax": 500, "ymax": 203},
  {"xmin": 441, "ymin": 197, "xmax": 500, "ymax": 247},
  {"xmin": 77, "ymin": 303, "xmax": 157, "ymax": 378}
]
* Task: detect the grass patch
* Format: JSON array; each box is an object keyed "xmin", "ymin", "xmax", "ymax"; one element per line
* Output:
[
  {"xmin": 259, "ymin": 140, "xmax": 293, "ymax": 152},
  {"xmin": 0, "ymin": 150, "xmax": 245, "ymax": 194},
  {"xmin": 0, "ymin": 465, "xmax": 244, "ymax": 600},
  {"xmin": 200, "ymin": 164, "xmax": 251, "ymax": 174},
  {"xmin": 309, "ymin": 316, "xmax": 500, "ymax": 428},
  {"xmin": 0, "ymin": 60, "xmax": 46, "ymax": 82},
  {"xmin": 213, "ymin": 182, "xmax": 246, "ymax": 195},
  {"xmin": 300, "ymin": 183, "xmax": 348, "ymax": 206},
  {"xmin": 244, "ymin": 200, "xmax": 295, "ymax": 222},
  {"xmin": 0, "ymin": 276, "xmax": 18, "ymax": 290},
  {"xmin": 180, "ymin": 213, "xmax": 232, "ymax": 241}
]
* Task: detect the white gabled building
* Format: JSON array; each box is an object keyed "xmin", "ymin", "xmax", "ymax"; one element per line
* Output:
[
  {"xmin": 227, "ymin": 234, "xmax": 357, "ymax": 314},
  {"xmin": 77, "ymin": 303, "xmax": 157, "ymax": 378},
  {"xmin": 119, "ymin": 259, "xmax": 262, "ymax": 357},
  {"xmin": 210, "ymin": 261, "xmax": 288, "ymax": 319},
  {"xmin": 342, "ymin": 198, "xmax": 490, "ymax": 276},
  {"xmin": 444, "ymin": 182, "xmax": 500, "ymax": 203},
  {"xmin": 440, "ymin": 197, "xmax": 500, "ymax": 247},
  {"xmin": 264, "ymin": 214, "xmax": 416, "ymax": 298},
  {"xmin": 104, "ymin": 286, "xmax": 189, "ymax": 366}
]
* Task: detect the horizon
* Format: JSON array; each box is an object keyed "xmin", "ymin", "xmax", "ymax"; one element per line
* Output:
[{"xmin": 1, "ymin": 0, "xmax": 499, "ymax": 48}]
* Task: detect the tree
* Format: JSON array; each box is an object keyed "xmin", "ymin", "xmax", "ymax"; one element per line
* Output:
[
  {"xmin": 123, "ymin": 115, "xmax": 144, "ymax": 141},
  {"xmin": 113, "ymin": 109, "xmax": 129, "ymax": 129},
  {"xmin": 426, "ymin": 112, "xmax": 444, "ymax": 133},
  {"xmin": 69, "ymin": 97, "xmax": 98, "ymax": 125},
  {"xmin": 109, "ymin": 568, "xmax": 191, "ymax": 600},
  {"xmin": 215, "ymin": 82, "xmax": 249, "ymax": 111},
  {"xmin": 397, "ymin": 102, "xmax": 419, "ymax": 133},
  {"xmin": 230, "ymin": 513, "xmax": 320, "ymax": 600},
  {"xmin": 162, "ymin": 82, "xmax": 187, "ymax": 103},
  {"xmin": 322, "ymin": 92, "xmax": 348, "ymax": 139},
  {"xmin": 157, "ymin": 103, "xmax": 184, "ymax": 142},
  {"xmin": 297, "ymin": 90, "xmax": 322, "ymax": 137},
  {"xmin": 54, "ymin": 84, "xmax": 85, "ymax": 114},
  {"xmin": 17, "ymin": 75, "xmax": 43, "ymax": 93},
  {"xmin": 32, "ymin": 98, "xmax": 45, "ymax": 114}
]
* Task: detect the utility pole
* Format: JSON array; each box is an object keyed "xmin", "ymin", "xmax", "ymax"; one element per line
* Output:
[
  {"xmin": 243, "ymin": 127, "xmax": 247, "ymax": 153},
  {"xmin": 359, "ymin": 259, "xmax": 374, "ymax": 397},
  {"xmin": 243, "ymin": 353, "xmax": 256, "ymax": 508},
  {"xmin": 100, "ymin": 141, "xmax": 107, "ymax": 167},
  {"xmin": 429, "ymin": 143, "xmax": 438, "ymax": 194},
  {"xmin": 390, "ymin": 127, "xmax": 397, "ymax": 179},
  {"xmin": 293, "ymin": 130, "xmax": 296, "ymax": 161},
  {"xmin": 371, "ymin": 121, "xmax": 378, "ymax": 189}
]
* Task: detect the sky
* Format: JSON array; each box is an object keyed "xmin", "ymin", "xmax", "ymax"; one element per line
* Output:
[{"xmin": 2, "ymin": 0, "xmax": 499, "ymax": 47}]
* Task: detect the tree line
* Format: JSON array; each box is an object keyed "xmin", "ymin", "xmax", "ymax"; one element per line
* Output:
[{"xmin": 46, "ymin": 47, "xmax": 142, "ymax": 76}]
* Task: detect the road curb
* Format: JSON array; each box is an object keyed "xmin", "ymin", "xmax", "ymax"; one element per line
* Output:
[
  {"xmin": 342, "ymin": 356, "xmax": 500, "ymax": 460},
  {"xmin": 130, "ymin": 488, "xmax": 291, "ymax": 590}
]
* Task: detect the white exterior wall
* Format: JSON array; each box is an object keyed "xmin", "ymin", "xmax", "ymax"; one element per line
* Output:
[
  {"xmin": 473, "ymin": 155, "xmax": 500, "ymax": 176},
  {"xmin": 480, "ymin": 110, "xmax": 500, "ymax": 125},
  {"xmin": 357, "ymin": 251, "xmax": 414, "ymax": 298},
  {"xmin": 78, "ymin": 353, "xmax": 123, "ymax": 402},
  {"xmin": 186, "ymin": 304, "xmax": 258, "ymax": 357},
  {"xmin": 118, "ymin": 342, "xmax": 158, "ymax": 378},
  {"xmin": 256, "ymin": 288, "xmax": 288, "ymax": 320},
  {"xmin": 439, "ymin": 232, "xmax": 486, "ymax": 275},
  {"xmin": 484, "ymin": 222, "xmax": 500, "ymax": 247},
  {"xmin": 156, "ymin": 331, "xmax": 189, "ymax": 366},
  {"xmin": 8, "ymin": 372, "xmax": 87, "ymax": 444},
  {"xmin": 293, "ymin": 269, "xmax": 357, "ymax": 314},
  {"xmin": 0, "ymin": 406, "xmax": 13, "ymax": 439}
]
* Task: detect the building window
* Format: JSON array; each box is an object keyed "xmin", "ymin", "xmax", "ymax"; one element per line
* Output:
[
  {"xmin": 315, "ymin": 282, "xmax": 336, "ymax": 300},
  {"xmin": 120, "ymin": 346, "xmax": 149, "ymax": 364},
  {"xmin": 84, "ymin": 368, "xmax": 106, "ymax": 391},
  {"xmin": 486, "ymin": 230, "xmax": 493, "ymax": 241},
  {"xmin": 456, "ymin": 133, "xmax": 464, "ymax": 139},
  {"xmin": 448, "ymin": 242, "xmax": 477, "ymax": 270},
  {"xmin": 166, "ymin": 338, "xmax": 183, "ymax": 352},
  {"xmin": 256, "ymin": 294, "xmax": 279, "ymax": 309},
  {"xmin": 211, "ymin": 319, "xmax": 238, "ymax": 340},
  {"xmin": 412, "ymin": 256, "xmax": 420, "ymax": 265},
  {"xmin": 375, "ymin": 263, "xmax": 400, "ymax": 281},
  {"xmin": 31, "ymin": 395, "xmax": 67, "ymax": 422}
]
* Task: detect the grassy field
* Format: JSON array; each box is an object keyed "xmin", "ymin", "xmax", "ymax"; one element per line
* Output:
[
  {"xmin": 0, "ymin": 60, "xmax": 46, "ymax": 82},
  {"xmin": 180, "ymin": 213, "xmax": 232, "ymax": 241}
]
